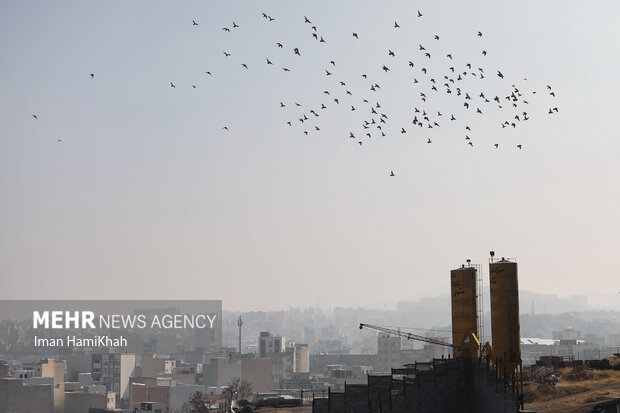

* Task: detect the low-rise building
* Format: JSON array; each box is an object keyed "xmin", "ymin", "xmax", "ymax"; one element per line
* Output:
[{"xmin": 0, "ymin": 377, "xmax": 54, "ymax": 413}]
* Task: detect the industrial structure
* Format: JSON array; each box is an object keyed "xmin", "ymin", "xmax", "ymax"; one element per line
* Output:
[
  {"xmin": 489, "ymin": 256, "xmax": 523, "ymax": 395},
  {"xmin": 450, "ymin": 264, "xmax": 481, "ymax": 358},
  {"xmin": 315, "ymin": 253, "xmax": 524, "ymax": 413}
]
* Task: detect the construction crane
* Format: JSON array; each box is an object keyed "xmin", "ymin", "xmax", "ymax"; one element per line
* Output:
[{"xmin": 359, "ymin": 323, "xmax": 485, "ymax": 358}]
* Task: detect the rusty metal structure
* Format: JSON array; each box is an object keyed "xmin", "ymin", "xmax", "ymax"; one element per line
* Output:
[
  {"xmin": 450, "ymin": 264, "xmax": 479, "ymax": 357},
  {"xmin": 489, "ymin": 257, "xmax": 522, "ymax": 385}
]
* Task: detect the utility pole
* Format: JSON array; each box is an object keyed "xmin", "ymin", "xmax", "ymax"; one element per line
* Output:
[{"xmin": 237, "ymin": 315, "xmax": 243, "ymax": 354}]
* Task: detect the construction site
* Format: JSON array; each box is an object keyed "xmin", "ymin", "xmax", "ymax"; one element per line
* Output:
[{"xmin": 311, "ymin": 255, "xmax": 529, "ymax": 413}]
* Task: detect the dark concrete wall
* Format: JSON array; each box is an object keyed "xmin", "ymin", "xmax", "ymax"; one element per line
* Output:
[{"xmin": 313, "ymin": 358, "xmax": 520, "ymax": 413}]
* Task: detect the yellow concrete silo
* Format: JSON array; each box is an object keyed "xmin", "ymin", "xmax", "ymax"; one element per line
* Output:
[
  {"xmin": 450, "ymin": 265, "xmax": 479, "ymax": 357},
  {"xmin": 489, "ymin": 258, "xmax": 521, "ymax": 376}
]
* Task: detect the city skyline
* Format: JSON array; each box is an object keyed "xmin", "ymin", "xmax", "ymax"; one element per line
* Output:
[{"xmin": 1, "ymin": 1, "xmax": 619, "ymax": 311}]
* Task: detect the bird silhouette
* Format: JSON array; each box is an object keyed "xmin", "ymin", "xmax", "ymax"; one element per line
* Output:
[
  {"xmin": 277, "ymin": 42, "xmax": 283, "ymax": 48},
  {"xmin": 170, "ymin": 82, "xmax": 175, "ymax": 88},
  {"xmin": 223, "ymin": 27, "xmax": 230, "ymax": 32},
  {"xmin": 394, "ymin": 21, "xmax": 400, "ymax": 28},
  {"xmin": 192, "ymin": 20, "xmax": 198, "ymax": 26},
  {"xmin": 390, "ymin": 170, "xmax": 395, "ymax": 176},
  {"xmin": 353, "ymin": 33, "xmax": 358, "ymax": 39},
  {"xmin": 266, "ymin": 58, "xmax": 273, "ymax": 65},
  {"xmin": 241, "ymin": 64, "xmax": 248, "ymax": 69},
  {"xmin": 294, "ymin": 48, "xmax": 301, "ymax": 56},
  {"xmin": 417, "ymin": 10, "xmax": 423, "ymax": 17},
  {"xmin": 325, "ymin": 70, "xmax": 332, "ymax": 76},
  {"xmin": 90, "ymin": 73, "xmax": 94, "ymax": 79},
  {"xmin": 304, "ymin": 16, "xmax": 311, "ymax": 23},
  {"xmin": 222, "ymin": 126, "xmax": 229, "ymax": 131},
  {"xmin": 32, "ymin": 114, "xmax": 38, "ymax": 119},
  {"xmin": 223, "ymin": 52, "xmax": 231, "ymax": 57},
  {"xmin": 282, "ymin": 67, "xmax": 290, "ymax": 72},
  {"xmin": 233, "ymin": 22, "xmax": 239, "ymax": 28}
]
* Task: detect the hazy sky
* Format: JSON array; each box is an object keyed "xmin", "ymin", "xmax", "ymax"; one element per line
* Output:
[{"xmin": 1, "ymin": 1, "xmax": 619, "ymax": 311}]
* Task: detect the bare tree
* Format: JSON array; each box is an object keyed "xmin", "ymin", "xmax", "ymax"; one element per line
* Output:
[
  {"xmin": 223, "ymin": 378, "xmax": 253, "ymax": 407},
  {"xmin": 189, "ymin": 391, "xmax": 209, "ymax": 413}
]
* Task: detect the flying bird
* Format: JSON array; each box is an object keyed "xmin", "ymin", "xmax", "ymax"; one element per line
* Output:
[
  {"xmin": 304, "ymin": 16, "xmax": 311, "ymax": 23},
  {"xmin": 241, "ymin": 64, "xmax": 248, "ymax": 69},
  {"xmin": 222, "ymin": 126, "xmax": 229, "ymax": 131},
  {"xmin": 192, "ymin": 20, "xmax": 198, "ymax": 26},
  {"xmin": 90, "ymin": 73, "xmax": 94, "ymax": 79},
  {"xmin": 353, "ymin": 33, "xmax": 359, "ymax": 39},
  {"xmin": 417, "ymin": 10, "xmax": 423, "ymax": 17},
  {"xmin": 233, "ymin": 21, "xmax": 239, "ymax": 28},
  {"xmin": 32, "ymin": 114, "xmax": 38, "ymax": 119},
  {"xmin": 170, "ymin": 82, "xmax": 175, "ymax": 88},
  {"xmin": 390, "ymin": 170, "xmax": 395, "ymax": 176},
  {"xmin": 394, "ymin": 21, "xmax": 400, "ymax": 28}
]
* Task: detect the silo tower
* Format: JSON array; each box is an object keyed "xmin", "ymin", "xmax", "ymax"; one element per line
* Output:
[
  {"xmin": 489, "ymin": 256, "xmax": 521, "ymax": 379},
  {"xmin": 450, "ymin": 263, "xmax": 480, "ymax": 357}
]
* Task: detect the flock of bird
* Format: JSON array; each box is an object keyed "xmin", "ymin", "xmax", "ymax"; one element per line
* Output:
[{"xmin": 29, "ymin": 7, "xmax": 559, "ymax": 176}]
